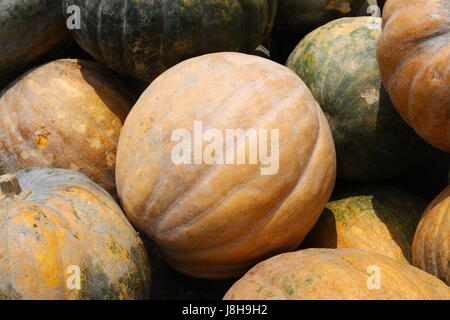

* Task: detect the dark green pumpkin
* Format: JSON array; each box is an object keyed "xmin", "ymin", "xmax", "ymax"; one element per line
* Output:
[
  {"xmin": 0, "ymin": 0, "xmax": 72, "ymax": 88},
  {"xmin": 62, "ymin": 0, "xmax": 276, "ymax": 82},
  {"xmin": 275, "ymin": 0, "xmax": 366, "ymax": 32},
  {"xmin": 286, "ymin": 17, "xmax": 430, "ymax": 182}
]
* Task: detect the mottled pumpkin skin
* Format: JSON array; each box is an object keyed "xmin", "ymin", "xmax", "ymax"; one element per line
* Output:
[
  {"xmin": 302, "ymin": 185, "xmax": 427, "ymax": 264},
  {"xmin": 224, "ymin": 248, "xmax": 450, "ymax": 300},
  {"xmin": 286, "ymin": 17, "xmax": 430, "ymax": 182},
  {"xmin": 0, "ymin": 0, "xmax": 72, "ymax": 88},
  {"xmin": 116, "ymin": 52, "xmax": 336, "ymax": 279},
  {"xmin": 275, "ymin": 0, "xmax": 366, "ymax": 32},
  {"xmin": 0, "ymin": 59, "xmax": 134, "ymax": 195},
  {"xmin": 377, "ymin": 0, "xmax": 450, "ymax": 152},
  {"xmin": 62, "ymin": 0, "xmax": 276, "ymax": 82},
  {"xmin": 413, "ymin": 186, "xmax": 450, "ymax": 285},
  {"xmin": 0, "ymin": 168, "xmax": 151, "ymax": 300}
]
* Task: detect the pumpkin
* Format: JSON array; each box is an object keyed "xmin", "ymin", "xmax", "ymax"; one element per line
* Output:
[
  {"xmin": 301, "ymin": 185, "xmax": 427, "ymax": 264},
  {"xmin": 0, "ymin": 0, "xmax": 72, "ymax": 88},
  {"xmin": 377, "ymin": 0, "xmax": 450, "ymax": 152},
  {"xmin": 61, "ymin": 0, "xmax": 277, "ymax": 82},
  {"xmin": 275, "ymin": 0, "xmax": 366, "ymax": 32},
  {"xmin": 0, "ymin": 168, "xmax": 151, "ymax": 300},
  {"xmin": 116, "ymin": 52, "xmax": 337, "ymax": 279},
  {"xmin": 412, "ymin": 186, "xmax": 450, "ymax": 285},
  {"xmin": 286, "ymin": 17, "xmax": 431, "ymax": 182},
  {"xmin": 0, "ymin": 59, "xmax": 134, "ymax": 196},
  {"xmin": 224, "ymin": 248, "xmax": 450, "ymax": 300}
]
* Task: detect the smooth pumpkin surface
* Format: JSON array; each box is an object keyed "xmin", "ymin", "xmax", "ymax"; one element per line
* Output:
[
  {"xmin": 0, "ymin": 59, "xmax": 134, "ymax": 195},
  {"xmin": 286, "ymin": 17, "xmax": 430, "ymax": 182},
  {"xmin": 275, "ymin": 0, "xmax": 366, "ymax": 32},
  {"xmin": 413, "ymin": 186, "xmax": 450, "ymax": 285},
  {"xmin": 0, "ymin": 168, "xmax": 151, "ymax": 300},
  {"xmin": 62, "ymin": 0, "xmax": 277, "ymax": 82},
  {"xmin": 301, "ymin": 185, "xmax": 427, "ymax": 264},
  {"xmin": 224, "ymin": 248, "xmax": 450, "ymax": 300},
  {"xmin": 116, "ymin": 52, "xmax": 336, "ymax": 279},
  {"xmin": 377, "ymin": 0, "xmax": 450, "ymax": 152},
  {"xmin": 0, "ymin": 0, "xmax": 72, "ymax": 88}
]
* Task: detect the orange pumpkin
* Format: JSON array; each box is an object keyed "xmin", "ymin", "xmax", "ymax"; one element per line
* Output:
[
  {"xmin": 116, "ymin": 52, "xmax": 336, "ymax": 279},
  {"xmin": 224, "ymin": 248, "xmax": 450, "ymax": 300},
  {"xmin": 377, "ymin": 0, "xmax": 450, "ymax": 152},
  {"xmin": 301, "ymin": 185, "xmax": 426, "ymax": 264},
  {"xmin": 0, "ymin": 59, "xmax": 134, "ymax": 195},
  {"xmin": 0, "ymin": 168, "xmax": 151, "ymax": 300},
  {"xmin": 413, "ymin": 186, "xmax": 450, "ymax": 285}
]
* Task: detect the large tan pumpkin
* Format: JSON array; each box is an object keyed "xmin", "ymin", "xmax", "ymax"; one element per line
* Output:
[
  {"xmin": 413, "ymin": 186, "xmax": 450, "ymax": 285},
  {"xmin": 116, "ymin": 52, "xmax": 337, "ymax": 279},
  {"xmin": 0, "ymin": 59, "xmax": 134, "ymax": 195},
  {"xmin": 0, "ymin": 168, "xmax": 151, "ymax": 300},
  {"xmin": 377, "ymin": 0, "xmax": 450, "ymax": 152},
  {"xmin": 224, "ymin": 248, "xmax": 450, "ymax": 300}
]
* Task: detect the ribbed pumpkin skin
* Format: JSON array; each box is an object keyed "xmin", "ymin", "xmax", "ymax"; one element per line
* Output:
[
  {"xmin": 302, "ymin": 186, "xmax": 427, "ymax": 264},
  {"xmin": 224, "ymin": 248, "xmax": 450, "ymax": 300},
  {"xmin": 61, "ymin": 0, "xmax": 276, "ymax": 82},
  {"xmin": 413, "ymin": 186, "xmax": 450, "ymax": 285},
  {"xmin": 275, "ymin": 0, "xmax": 366, "ymax": 32},
  {"xmin": 377, "ymin": 0, "xmax": 450, "ymax": 152},
  {"xmin": 286, "ymin": 17, "xmax": 430, "ymax": 182},
  {"xmin": 0, "ymin": 59, "xmax": 133, "ymax": 195},
  {"xmin": 0, "ymin": 168, "xmax": 151, "ymax": 300},
  {"xmin": 0, "ymin": 0, "xmax": 71, "ymax": 88},
  {"xmin": 116, "ymin": 52, "xmax": 336, "ymax": 279}
]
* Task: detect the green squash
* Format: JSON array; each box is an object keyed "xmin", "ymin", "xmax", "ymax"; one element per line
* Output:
[
  {"xmin": 286, "ymin": 17, "xmax": 430, "ymax": 182},
  {"xmin": 0, "ymin": 0, "xmax": 72, "ymax": 87},
  {"xmin": 62, "ymin": 0, "xmax": 276, "ymax": 82},
  {"xmin": 275, "ymin": 0, "xmax": 366, "ymax": 32},
  {"xmin": 301, "ymin": 185, "xmax": 426, "ymax": 264}
]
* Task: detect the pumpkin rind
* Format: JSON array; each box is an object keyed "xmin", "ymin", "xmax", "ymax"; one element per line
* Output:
[
  {"xmin": 275, "ymin": 0, "xmax": 366, "ymax": 32},
  {"xmin": 412, "ymin": 186, "xmax": 450, "ymax": 285},
  {"xmin": 377, "ymin": 0, "xmax": 450, "ymax": 152},
  {"xmin": 302, "ymin": 185, "xmax": 427, "ymax": 264},
  {"xmin": 0, "ymin": 0, "xmax": 72, "ymax": 88},
  {"xmin": 61, "ymin": 0, "xmax": 276, "ymax": 82},
  {"xmin": 286, "ymin": 17, "xmax": 431, "ymax": 182},
  {"xmin": 0, "ymin": 168, "xmax": 151, "ymax": 300},
  {"xmin": 116, "ymin": 52, "xmax": 336, "ymax": 279},
  {"xmin": 224, "ymin": 248, "xmax": 450, "ymax": 300},
  {"xmin": 0, "ymin": 59, "xmax": 134, "ymax": 195}
]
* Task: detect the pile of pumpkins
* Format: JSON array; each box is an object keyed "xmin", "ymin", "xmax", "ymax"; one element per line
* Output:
[{"xmin": 0, "ymin": 0, "xmax": 448, "ymax": 300}]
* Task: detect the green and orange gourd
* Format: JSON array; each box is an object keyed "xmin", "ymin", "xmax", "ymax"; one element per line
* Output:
[{"xmin": 0, "ymin": 168, "xmax": 151, "ymax": 300}]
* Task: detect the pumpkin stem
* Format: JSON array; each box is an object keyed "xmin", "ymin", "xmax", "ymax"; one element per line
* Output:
[{"xmin": 0, "ymin": 174, "xmax": 22, "ymax": 200}]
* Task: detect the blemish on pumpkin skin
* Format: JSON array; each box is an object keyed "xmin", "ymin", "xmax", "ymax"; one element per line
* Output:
[
  {"xmin": 432, "ymin": 70, "xmax": 442, "ymax": 82},
  {"xmin": 36, "ymin": 133, "xmax": 51, "ymax": 149},
  {"xmin": 105, "ymin": 152, "xmax": 116, "ymax": 167},
  {"xmin": 361, "ymin": 87, "xmax": 379, "ymax": 105},
  {"xmin": 139, "ymin": 117, "xmax": 153, "ymax": 134},
  {"xmin": 90, "ymin": 139, "xmax": 101, "ymax": 149}
]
